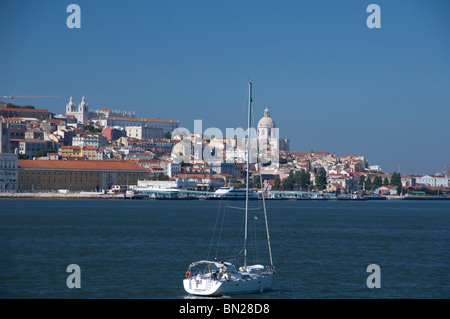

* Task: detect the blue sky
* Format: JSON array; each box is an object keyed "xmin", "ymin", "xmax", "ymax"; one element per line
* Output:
[{"xmin": 1, "ymin": 0, "xmax": 449, "ymax": 174}]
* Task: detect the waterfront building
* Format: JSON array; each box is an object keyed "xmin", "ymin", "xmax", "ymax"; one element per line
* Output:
[
  {"xmin": 17, "ymin": 159, "xmax": 149, "ymax": 192},
  {"xmin": 327, "ymin": 171, "xmax": 358, "ymax": 193},
  {"xmin": 175, "ymin": 173, "xmax": 225, "ymax": 191},
  {"xmin": 374, "ymin": 185, "xmax": 398, "ymax": 196},
  {"xmin": 416, "ymin": 174, "xmax": 449, "ymax": 187},
  {"xmin": 135, "ymin": 178, "xmax": 197, "ymax": 190},
  {"xmin": 0, "ymin": 153, "xmax": 18, "ymax": 192},
  {"xmin": 401, "ymin": 175, "xmax": 416, "ymax": 187}
]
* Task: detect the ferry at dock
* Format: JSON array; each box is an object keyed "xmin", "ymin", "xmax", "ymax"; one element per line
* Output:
[{"xmin": 209, "ymin": 187, "xmax": 257, "ymax": 200}]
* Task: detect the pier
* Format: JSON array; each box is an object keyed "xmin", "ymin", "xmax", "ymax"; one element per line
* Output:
[{"xmin": 1, "ymin": 191, "xmax": 448, "ymax": 200}]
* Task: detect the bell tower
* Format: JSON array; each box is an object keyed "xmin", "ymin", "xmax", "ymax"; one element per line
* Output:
[{"xmin": 77, "ymin": 96, "xmax": 89, "ymax": 123}]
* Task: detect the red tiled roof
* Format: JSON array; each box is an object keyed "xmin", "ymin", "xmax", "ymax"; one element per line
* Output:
[
  {"xmin": 104, "ymin": 116, "xmax": 177, "ymax": 123},
  {"xmin": 0, "ymin": 107, "xmax": 50, "ymax": 113},
  {"xmin": 18, "ymin": 160, "xmax": 148, "ymax": 171}
]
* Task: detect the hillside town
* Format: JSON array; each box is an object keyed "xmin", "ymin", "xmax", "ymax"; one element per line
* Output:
[{"xmin": 0, "ymin": 97, "xmax": 449, "ymax": 198}]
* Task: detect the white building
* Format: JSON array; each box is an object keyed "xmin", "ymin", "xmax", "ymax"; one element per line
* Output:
[
  {"xmin": 66, "ymin": 96, "xmax": 89, "ymax": 124},
  {"xmin": 257, "ymin": 108, "xmax": 279, "ymax": 151},
  {"xmin": 164, "ymin": 162, "xmax": 181, "ymax": 177},
  {"xmin": 97, "ymin": 116, "xmax": 178, "ymax": 134},
  {"xmin": 0, "ymin": 153, "xmax": 18, "ymax": 192},
  {"xmin": 256, "ymin": 108, "xmax": 281, "ymax": 169},
  {"xmin": 72, "ymin": 133, "xmax": 108, "ymax": 148},
  {"xmin": 90, "ymin": 107, "xmax": 135, "ymax": 119},
  {"xmin": 125, "ymin": 125, "xmax": 164, "ymax": 140},
  {"xmin": 416, "ymin": 175, "xmax": 449, "ymax": 187},
  {"xmin": 374, "ymin": 185, "xmax": 398, "ymax": 196},
  {"xmin": 135, "ymin": 178, "xmax": 197, "ymax": 190}
]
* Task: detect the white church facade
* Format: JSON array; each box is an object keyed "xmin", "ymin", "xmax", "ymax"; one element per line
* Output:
[{"xmin": 66, "ymin": 96, "xmax": 89, "ymax": 124}]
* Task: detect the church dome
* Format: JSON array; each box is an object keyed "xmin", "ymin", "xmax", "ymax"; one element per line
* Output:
[{"xmin": 257, "ymin": 108, "xmax": 275, "ymax": 128}]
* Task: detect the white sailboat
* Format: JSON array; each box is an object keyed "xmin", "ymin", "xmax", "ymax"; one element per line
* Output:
[{"xmin": 183, "ymin": 82, "xmax": 275, "ymax": 296}]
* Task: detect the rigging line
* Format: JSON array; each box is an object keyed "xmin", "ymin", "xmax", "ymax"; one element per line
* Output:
[
  {"xmin": 235, "ymin": 84, "xmax": 250, "ymax": 136},
  {"xmin": 219, "ymin": 203, "xmax": 227, "ymax": 260},
  {"xmin": 248, "ymin": 86, "xmax": 262, "ymax": 266},
  {"xmin": 214, "ymin": 198, "xmax": 229, "ymax": 260},
  {"xmin": 251, "ymin": 97, "xmax": 274, "ymax": 269},
  {"xmin": 228, "ymin": 206, "xmax": 260, "ymax": 210},
  {"xmin": 207, "ymin": 196, "xmax": 225, "ymax": 260},
  {"xmin": 251, "ymin": 211, "xmax": 258, "ymax": 264}
]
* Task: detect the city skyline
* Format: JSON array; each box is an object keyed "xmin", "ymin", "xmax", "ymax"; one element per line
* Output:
[{"xmin": 1, "ymin": 0, "xmax": 449, "ymax": 174}]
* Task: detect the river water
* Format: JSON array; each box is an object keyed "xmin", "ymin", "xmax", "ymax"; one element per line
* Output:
[{"xmin": 0, "ymin": 198, "xmax": 448, "ymax": 298}]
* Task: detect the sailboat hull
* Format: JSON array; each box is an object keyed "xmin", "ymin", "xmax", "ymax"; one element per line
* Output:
[{"xmin": 183, "ymin": 273, "xmax": 273, "ymax": 296}]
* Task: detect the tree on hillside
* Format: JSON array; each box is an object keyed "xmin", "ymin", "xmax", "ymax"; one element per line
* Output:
[
  {"xmin": 365, "ymin": 176, "xmax": 372, "ymax": 191},
  {"xmin": 383, "ymin": 177, "xmax": 389, "ymax": 186},
  {"xmin": 281, "ymin": 170, "xmax": 295, "ymax": 191},
  {"xmin": 390, "ymin": 172, "xmax": 403, "ymax": 195},
  {"xmin": 253, "ymin": 174, "xmax": 262, "ymax": 189},
  {"xmin": 373, "ymin": 176, "xmax": 383, "ymax": 189},
  {"xmin": 85, "ymin": 124, "xmax": 102, "ymax": 133},
  {"xmin": 34, "ymin": 149, "xmax": 57, "ymax": 158},
  {"xmin": 273, "ymin": 175, "xmax": 281, "ymax": 190},
  {"xmin": 358, "ymin": 175, "xmax": 366, "ymax": 190},
  {"xmin": 390, "ymin": 172, "xmax": 400, "ymax": 186},
  {"xmin": 294, "ymin": 169, "xmax": 311, "ymax": 191},
  {"xmin": 151, "ymin": 173, "xmax": 170, "ymax": 181},
  {"xmin": 6, "ymin": 103, "xmax": 35, "ymax": 109},
  {"xmin": 315, "ymin": 168, "xmax": 327, "ymax": 190}
]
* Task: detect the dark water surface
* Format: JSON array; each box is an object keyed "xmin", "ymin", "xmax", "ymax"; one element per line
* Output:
[{"xmin": 0, "ymin": 199, "xmax": 448, "ymax": 298}]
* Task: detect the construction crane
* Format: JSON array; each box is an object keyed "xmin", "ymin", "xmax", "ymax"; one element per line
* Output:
[
  {"xmin": 0, "ymin": 95, "xmax": 59, "ymax": 105},
  {"xmin": 441, "ymin": 164, "xmax": 449, "ymax": 177}
]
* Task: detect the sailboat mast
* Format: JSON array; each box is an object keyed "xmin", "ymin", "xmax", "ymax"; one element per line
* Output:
[{"xmin": 244, "ymin": 81, "xmax": 252, "ymax": 269}]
